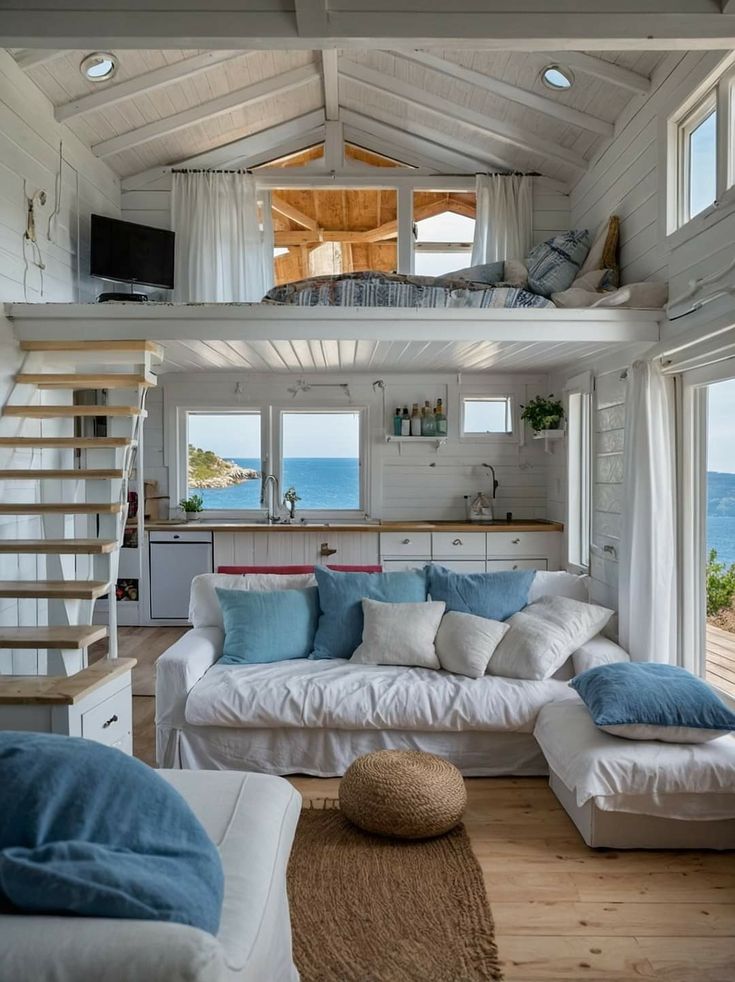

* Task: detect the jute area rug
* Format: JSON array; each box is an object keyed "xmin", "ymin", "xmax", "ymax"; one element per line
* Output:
[{"xmin": 287, "ymin": 803, "xmax": 503, "ymax": 982}]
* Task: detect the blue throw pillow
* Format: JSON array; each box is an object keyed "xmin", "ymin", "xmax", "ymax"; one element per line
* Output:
[
  {"xmin": 216, "ymin": 586, "xmax": 319, "ymax": 664},
  {"xmin": 571, "ymin": 662, "xmax": 735, "ymax": 743},
  {"xmin": 0, "ymin": 732, "xmax": 223, "ymax": 932},
  {"xmin": 427, "ymin": 565, "xmax": 534, "ymax": 622},
  {"xmin": 437, "ymin": 261, "xmax": 505, "ymax": 285},
  {"xmin": 311, "ymin": 566, "xmax": 427, "ymax": 659},
  {"xmin": 526, "ymin": 229, "xmax": 591, "ymax": 297}
]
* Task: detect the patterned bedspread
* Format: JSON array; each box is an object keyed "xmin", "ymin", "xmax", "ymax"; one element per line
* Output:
[{"xmin": 263, "ymin": 271, "xmax": 553, "ymax": 308}]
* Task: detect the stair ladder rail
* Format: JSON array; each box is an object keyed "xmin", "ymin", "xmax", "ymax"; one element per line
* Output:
[{"xmin": 0, "ymin": 341, "xmax": 161, "ymax": 676}]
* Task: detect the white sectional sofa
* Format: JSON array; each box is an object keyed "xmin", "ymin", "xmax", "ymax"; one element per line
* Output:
[{"xmin": 156, "ymin": 571, "xmax": 629, "ymax": 776}]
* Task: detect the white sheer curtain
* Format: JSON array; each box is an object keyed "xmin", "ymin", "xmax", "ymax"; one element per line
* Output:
[
  {"xmin": 471, "ymin": 174, "xmax": 533, "ymax": 265},
  {"xmin": 172, "ymin": 171, "xmax": 273, "ymax": 302},
  {"xmin": 618, "ymin": 360, "xmax": 677, "ymax": 664}
]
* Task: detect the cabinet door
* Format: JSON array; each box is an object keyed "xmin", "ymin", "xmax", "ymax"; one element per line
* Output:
[
  {"xmin": 380, "ymin": 532, "xmax": 432, "ymax": 558},
  {"xmin": 432, "ymin": 532, "xmax": 486, "ymax": 559},
  {"xmin": 430, "ymin": 560, "xmax": 487, "ymax": 573},
  {"xmin": 314, "ymin": 532, "xmax": 380, "ymax": 566},
  {"xmin": 485, "ymin": 559, "xmax": 547, "ymax": 572}
]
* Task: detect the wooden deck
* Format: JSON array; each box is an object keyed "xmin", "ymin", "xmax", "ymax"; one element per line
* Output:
[{"xmin": 706, "ymin": 624, "xmax": 735, "ymax": 697}]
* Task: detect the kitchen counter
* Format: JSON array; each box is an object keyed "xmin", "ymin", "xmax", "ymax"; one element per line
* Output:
[{"xmin": 145, "ymin": 520, "xmax": 563, "ymax": 533}]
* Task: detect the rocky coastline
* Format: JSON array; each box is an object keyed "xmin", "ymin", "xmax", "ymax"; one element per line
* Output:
[{"xmin": 188, "ymin": 445, "xmax": 260, "ymax": 489}]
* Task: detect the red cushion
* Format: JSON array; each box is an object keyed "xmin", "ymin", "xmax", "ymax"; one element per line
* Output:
[{"xmin": 217, "ymin": 564, "xmax": 383, "ymax": 574}]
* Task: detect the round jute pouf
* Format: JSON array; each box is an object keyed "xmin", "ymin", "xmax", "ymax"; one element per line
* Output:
[{"xmin": 339, "ymin": 750, "xmax": 467, "ymax": 839}]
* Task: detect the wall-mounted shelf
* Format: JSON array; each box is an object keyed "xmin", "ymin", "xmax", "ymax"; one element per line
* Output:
[
  {"xmin": 532, "ymin": 429, "xmax": 565, "ymax": 454},
  {"xmin": 385, "ymin": 434, "xmax": 448, "ymax": 452}
]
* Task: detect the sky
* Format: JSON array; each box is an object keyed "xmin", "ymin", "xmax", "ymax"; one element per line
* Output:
[
  {"xmin": 188, "ymin": 411, "xmax": 360, "ymax": 459},
  {"xmin": 708, "ymin": 378, "xmax": 735, "ymax": 473},
  {"xmin": 689, "ymin": 109, "xmax": 716, "ymax": 218}
]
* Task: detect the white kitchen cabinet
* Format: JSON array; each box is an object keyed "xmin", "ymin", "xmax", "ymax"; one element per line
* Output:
[
  {"xmin": 149, "ymin": 531, "xmax": 213, "ymax": 620},
  {"xmin": 431, "ymin": 532, "xmax": 486, "ymax": 560},
  {"xmin": 485, "ymin": 559, "xmax": 548, "ymax": 572}
]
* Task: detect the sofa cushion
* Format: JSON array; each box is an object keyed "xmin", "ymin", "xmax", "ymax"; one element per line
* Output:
[
  {"xmin": 427, "ymin": 565, "xmax": 534, "ymax": 621},
  {"xmin": 217, "ymin": 587, "xmax": 319, "ymax": 665},
  {"xmin": 311, "ymin": 566, "xmax": 427, "ymax": 660},
  {"xmin": 351, "ymin": 598, "xmax": 445, "ymax": 669},
  {"xmin": 435, "ymin": 611, "xmax": 509, "ymax": 679},
  {"xmin": 528, "ymin": 570, "xmax": 589, "ymax": 603},
  {"xmin": 190, "ymin": 573, "xmax": 316, "ymax": 630}
]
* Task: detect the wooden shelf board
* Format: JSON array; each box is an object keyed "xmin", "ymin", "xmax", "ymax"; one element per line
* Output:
[
  {"xmin": 16, "ymin": 372, "xmax": 156, "ymax": 389},
  {"xmin": 3, "ymin": 405, "xmax": 143, "ymax": 418}
]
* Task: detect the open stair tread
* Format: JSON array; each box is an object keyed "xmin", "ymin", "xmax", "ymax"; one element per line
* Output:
[
  {"xmin": 0, "ymin": 580, "xmax": 111, "ymax": 600},
  {"xmin": 0, "ymin": 539, "xmax": 118, "ymax": 554},
  {"xmin": 0, "ymin": 469, "xmax": 125, "ymax": 479},
  {"xmin": 3, "ymin": 405, "xmax": 144, "ymax": 417},
  {"xmin": 0, "ymin": 626, "xmax": 108, "ymax": 649},
  {"xmin": 16, "ymin": 372, "xmax": 156, "ymax": 389},
  {"xmin": 0, "ymin": 437, "xmax": 135, "ymax": 448},
  {"xmin": 20, "ymin": 340, "xmax": 162, "ymax": 355},
  {"xmin": 0, "ymin": 503, "xmax": 124, "ymax": 514}
]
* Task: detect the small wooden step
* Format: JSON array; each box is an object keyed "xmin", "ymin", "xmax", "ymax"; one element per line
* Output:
[
  {"xmin": 20, "ymin": 340, "xmax": 162, "ymax": 355},
  {"xmin": 0, "ymin": 437, "xmax": 135, "ymax": 448},
  {"xmin": 0, "ymin": 580, "xmax": 110, "ymax": 600},
  {"xmin": 0, "ymin": 625, "xmax": 108, "ymax": 649},
  {"xmin": 3, "ymin": 405, "xmax": 143, "ymax": 418},
  {"xmin": 0, "ymin": 503, "xmax": 123, "ymax": 515},
  {"xmin": 16, "ymin": 372, "xmax": 156, "ymax": 389},
  {"xmin": 0, "ymin": 469, "xmax": 125, "ymax": 480},
  {"xmin": 0, "ymin": 539, "xmax": 118, "ymax": 554}
]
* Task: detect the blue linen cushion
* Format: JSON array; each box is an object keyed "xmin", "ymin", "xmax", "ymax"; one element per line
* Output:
[
  {"xmin": 0, "ymin": 731, "xmax": 223, "ymax": 932},
  {"xmin": 216, "ymin": 586, "xmax": 319, "ymax": 664},
  {"xmin": 526, "ymin": 229, "xmax": 591, "ymax": 297},
  {"xmin": 437, "ymin": 261, "xmax": 505, "ymax": 285},
  {"xmin": 427, "ymin": 565, "xmax": 535, "ymax": 622},
  {"xmin": 311, "ymin": 566, "xmax": 428, "ymax": 659},
  {"xmin": 571, "ymin": 662, "xmax": 735, "ymax": 743}
]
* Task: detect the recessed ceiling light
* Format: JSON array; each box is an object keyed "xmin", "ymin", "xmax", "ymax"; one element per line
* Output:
[
  {"xmin": 541, "ymin": 65, "xmax": 574, "ymax": 91},
  {"xmin": 80, "ymin": 51, "xmax": 118, "ymax": 82}
]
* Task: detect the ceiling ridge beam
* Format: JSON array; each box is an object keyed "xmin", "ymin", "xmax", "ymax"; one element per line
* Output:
[
  {"xmin": 56, "ymin": 49, "xmax": 244, "ymax": 122},
  {"xmin": 92, "ymin": 63, "xmax": 321, "ymax": 158},
  {"xmin": 322, "ymin": 49, "xmax": 339, "ymax": 121},
  {"xmin": 339, "ymin": 57, "xmax": 588, "ymax": 172},
  {"xmin": 392, "ymin": 49, "xmax": 613, "ymax": 138},
  {"xmin": 548, "ymin": 51, "xmax": 651, "ymax": 94}
]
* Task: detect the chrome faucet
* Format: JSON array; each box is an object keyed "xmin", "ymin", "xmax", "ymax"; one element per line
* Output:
[
  {"xmin": 260, "ymin": 473, "xmax": 281, "ymax": 524},
  {"xmin": 481, "ymin": 463, "xmax": 499, "ymax": 498}
]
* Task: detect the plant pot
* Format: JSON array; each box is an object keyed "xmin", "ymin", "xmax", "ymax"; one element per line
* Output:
[{"xmin": 184, "ymin": 512, "xmax": 200, "ymax": 522}]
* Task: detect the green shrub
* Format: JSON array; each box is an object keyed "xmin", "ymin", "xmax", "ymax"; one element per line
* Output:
[{"xmin": 706, "ymin": 548, "xmax": 735, "ymax": 616}]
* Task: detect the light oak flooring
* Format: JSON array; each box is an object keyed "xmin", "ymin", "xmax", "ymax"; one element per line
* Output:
[{"xmin": 113, "ymin": 627, "xmax": 735, "ymax": 982}]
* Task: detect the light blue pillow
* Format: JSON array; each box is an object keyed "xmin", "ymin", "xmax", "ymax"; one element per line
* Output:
[
  {"xmin": 571, "ymin": 662, "xmax": 735, "ymax": 743},
  {"xmin": 526, "ymin": 229, "xmax": 591, "ymax": 297},
  {"xmin": 216, "ymin": 586, "xmax": 319, "ymax": 664},
  {"xmin": 311, "ymin": 566, "xmax": 427, "ymax": 660},
  {"xmin": 427, "ymin": 565, "xmax": 535, "ymax": 622},
  {"xmin": 0, "ymin": 731, "xmax": 223, "ymax": 933},
  {"xmin": 437, "ymin": 261, "xmax": 504, "ymax": 285}
]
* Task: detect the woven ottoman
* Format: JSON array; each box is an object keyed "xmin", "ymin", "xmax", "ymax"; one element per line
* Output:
[{"xmin": 339, "ymin": 749, "xmax": 467, "ymax": 839}]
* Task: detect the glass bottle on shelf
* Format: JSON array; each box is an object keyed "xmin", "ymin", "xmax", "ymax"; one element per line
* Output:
[
  {"xmin": 401, "ymin": 407, "xmax": 411, "ymax": 436},
  {"xmin": 422, "ymin": 401, "xmax": 436, "ymax": 436},
  {"xmin": 435, "ymin": 398, "xmax": 447, "ymax": 436},
  {"xmin": 393, "ymin": 408, "xmax": 402, "ymax": 436},
  {"xmin": 410, "ymin": 403, "xmax": 422, "ymax": 436}
]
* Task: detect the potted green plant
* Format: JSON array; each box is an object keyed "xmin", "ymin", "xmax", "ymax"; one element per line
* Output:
[
  {"xmin": 520, "ymin": 394, "xmax": 565, "ymax": 435},
  {"xmin": 179, "ymin": 493, "xmax": 204, "ymax": 522}
]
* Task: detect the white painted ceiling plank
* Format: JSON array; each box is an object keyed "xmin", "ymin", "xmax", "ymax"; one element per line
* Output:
[
  {"xmin": 548, "ymin": 51, "xmax": 651, "ymax": 94},
  {"xmin": 55, "ymin": 49, "xmax": 244, "ymax": 121},
  {"xmin": 392, "ymin": 49, "xmax": 614, "ymax": 137},
  {"xmin": 322, "ymin": 48, "xmax": 340, "ymax": 121},
  {"xmin": 339, "ymin": 58, "xmax": 588, "ymax": 171},
  {"xmin": 14, "ymin": 49, "xmax": 66, "ymax": 70},
  {"xmin": 92, "ymin": 64, "xmax": 321, "ymax": 158},
  {"xmin": 343, "ymin": 126, "xmax": 434, "ymax": 171}
]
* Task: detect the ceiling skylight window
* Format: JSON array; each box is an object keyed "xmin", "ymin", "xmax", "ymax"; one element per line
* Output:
[
  {"xmin": 541, "ymin": 65, "xmax": 574, "ymax": 91},
  {"xmin": 80, "ymin": 52, "xmax": 118, "ymax": 82}
]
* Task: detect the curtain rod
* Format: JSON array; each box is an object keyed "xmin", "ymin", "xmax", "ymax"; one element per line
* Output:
[
  {"xmin": 171, "ymin": 168, "xmax": 253, "ymax": 174},
  {"xmin": 170, "ymin": 168, "xmax": 540, "ymax": 178}
]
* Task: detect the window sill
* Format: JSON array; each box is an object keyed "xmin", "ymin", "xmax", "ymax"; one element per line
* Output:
[{"xmin": 667, "ymin": 186, "xmax": 735, "ymax": 252}]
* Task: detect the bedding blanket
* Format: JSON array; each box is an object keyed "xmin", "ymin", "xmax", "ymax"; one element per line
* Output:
[{"xmin": 263, "ymin": 271, "xmax": 553, "ymax": 308}]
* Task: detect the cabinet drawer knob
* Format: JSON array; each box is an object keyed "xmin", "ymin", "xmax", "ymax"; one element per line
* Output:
[
  {"xmin": 512, "ymin": 537, "xmax": 521, "ymax": 544},
  {"xmin": 320, "ymin": 542, "xmax": 337, "ymax": 557},
  {"xmin": 401, "ymin": 538, "xmax": 410, "ymax": 545},
  {"xmin": 512, "ymin": 564, "xmax": 519, "ymax": 570},
  {"xmin": 102, "ymin": 714, "xmax": 119, "ymax": 729},
  {"xmin": 452, "ymin": 538, "xmax": 463, "ymax": 546}
]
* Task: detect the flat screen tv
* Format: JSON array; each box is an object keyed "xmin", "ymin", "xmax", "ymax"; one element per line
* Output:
[{"xmin": 90, "ymin": 214, "xmax": 175, "ymax": 290}]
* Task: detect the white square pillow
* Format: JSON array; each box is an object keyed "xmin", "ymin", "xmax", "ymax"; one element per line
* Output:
[
  {"xmin": 189, "ymin": 572, "xmax": 316, "ymax": 629},
  {"xmin": 488, "ymin": 596, "xmax": 614, "ymax": 681},
  {"xmin": 528, "ymin": 570, "xmax": 589, "ymax": 604},
  {"xmin": 435, "ymin": 611, "xmax": 509, "ymax": 679},
  {"xmin": 351, "ymin": 598, "xmax": 445, "ymax": 669}
]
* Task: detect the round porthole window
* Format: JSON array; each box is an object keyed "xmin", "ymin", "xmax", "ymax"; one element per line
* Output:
[
  {"xmin": 541, "ymin": 65, "xmax": 574, "ymax": 91},
  {"xmin": 80, "ymin": 52, "xmax": 118, "ymax": 82}
]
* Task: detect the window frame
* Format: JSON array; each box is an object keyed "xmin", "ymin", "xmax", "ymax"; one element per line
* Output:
[
  {"xmin": 457, "ymin": 390, "xmax": 518, "ymax": 444},
  {"xmin": 677, "ymin": 89, "xmax": 718, "ymax": 228},
  {"xmin": 460, "ymin": 395, "xmax": 514, "ymax": 439},
  {"xmin": 565, "ymin": 374, "xmax": 592, "ymax": 574}
]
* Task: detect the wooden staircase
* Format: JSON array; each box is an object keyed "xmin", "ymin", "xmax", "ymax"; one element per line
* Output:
[{"xmin": 0, "ymin": 340, "xmax": 161, "ymax": 676}]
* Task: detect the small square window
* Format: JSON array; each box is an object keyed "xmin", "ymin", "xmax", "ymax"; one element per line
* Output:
[
  {"xmin": 462, "ymin": 397, "xmax": 512, "ymax": 436},
  {"xmin": 676, "ymin": 90, "xmax": 718, "ymax": 227}
]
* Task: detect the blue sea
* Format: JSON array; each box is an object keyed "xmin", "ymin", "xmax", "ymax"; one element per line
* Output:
[
  {"xmin": 192, "ymin": 457, "xmax": 360, "ymax": 511},
  {"xmin": 708, "ymin": 516, "xmax": 735, "ymax": 567}
]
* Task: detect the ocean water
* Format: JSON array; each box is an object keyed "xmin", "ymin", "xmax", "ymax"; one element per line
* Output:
[
  {"xmin": 191, "ymin": 457, "xmax": 360, "ymax": 511},
  {"xmin": 708, "ymin": 516, "xmax": 735, "ymax": 567}
]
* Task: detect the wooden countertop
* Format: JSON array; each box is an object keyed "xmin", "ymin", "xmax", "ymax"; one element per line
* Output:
[
  {"xmin": 146, "ymin": 520, "xmax": 563, "ymax": 533},
  {"xmin": 0, "ymin": 657, "xmax": 137, "ymax": 705}
]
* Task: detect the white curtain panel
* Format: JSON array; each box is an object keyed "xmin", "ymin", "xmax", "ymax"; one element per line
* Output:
[
  {"xmin": 619, "ymin": 360, "xmax": 677, "ymax": 664},
  {"xmin": 471, "ymin": 174, "xmax": 533, "ymax": 265},
  {"xmin": 172, "ymin": 171, "xmax": 273, "ymax": 302}
]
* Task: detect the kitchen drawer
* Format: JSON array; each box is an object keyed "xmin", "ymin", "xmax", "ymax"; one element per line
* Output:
[
  {"xmin": 486, "ymin": 559, "xmax": 548, "ymax": 572},
  {"xmin": 485, "ymin": 531, "xmax": 559, "ymax": 558},
  {"xmin": 382, "ymin": 559, "xmax": 428, "ymax": 572},
  {"xmin": 380, "ymin": 532, "xmax": 432, "ymax": 557},
  {"xmin": 431, "ymin": 532, "xmax": 486, "ymax": 559},
  {"xmin": 81, "ymin": 686, "xmax": 132, "ymax": 750},
  {"xmin": 431, "ymin": 559, "xmax": 486, "ymax": 573},
  {"xmin": 149, "ymin": 530, "xmax": 213, "ymax": 543}
]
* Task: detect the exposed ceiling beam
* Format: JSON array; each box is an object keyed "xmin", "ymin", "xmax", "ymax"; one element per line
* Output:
[
  {"xmin": 13, "ymin": 48, "xmax": 66, "ymax": 70},
  {"xmin": 324, "ymin": 120, "xmax": 344, "ymax": 170},
  {"xmin": 92, "ymin": 64, "xmax": 320, "ymax": 158},
  {"xmin": 548, "ymin": 51, "xmax": 650, "ymax": 94},
  {"xmin": 55, "ymin": 50, "xmax": 243, "ymax": 122},
  {"xmin": 121, "ymin": 110, "xmax": 327, "ymax": 189},
  {"xmin": 271, "ymin": 194, "xmax": 319, "ymax": 231},
  {"xmin": 322, "ymin": 49, "xmax": 339, "ymax": 121},
  {"xmin": 294, "ymin": 0, "xmax": 328, "ymax": 37},
  {"xmin": 393, "ymin": 50, "xmax": 613, "ymax": 138},
  {"xmin": 339, "ymin": 58, "xmax": 588, "ymax": 172}
]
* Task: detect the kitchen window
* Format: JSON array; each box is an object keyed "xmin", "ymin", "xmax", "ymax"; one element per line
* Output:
[
  {"xmin": 412, "ymin": 194, "xmax": 476, "ymax": 277},
  {"xmin": 461, "ymin": 396, "xmax": 513, "ymax": 438},
  {"xmin": 185, "ymin": 411, "xmax": 262, "ymax": 512}
]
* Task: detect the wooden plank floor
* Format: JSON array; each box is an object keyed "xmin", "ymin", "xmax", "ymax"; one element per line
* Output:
[
  {"xmin": 118, "ymin": 627, "xmax": 735, "ymax": 982},
  {"xmin": 706, "ymin": 625, "xmax": 735, "ymax": 698}
]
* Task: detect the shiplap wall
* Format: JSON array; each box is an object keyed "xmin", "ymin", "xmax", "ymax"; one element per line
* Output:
[{"xmin": 0, "ymin": 50, "xmax": 120, "ymax": 303}]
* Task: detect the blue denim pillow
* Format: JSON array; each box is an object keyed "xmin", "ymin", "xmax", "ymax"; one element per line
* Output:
[
  {"xmin": 526, "ymin": 229, "xmax": 591, "ymax": 297},
  {"xmin": 437, "ymin": 261, "xmax": 505, "ymax": 285},
  {"xmin": 311, "ymin": 566, "xmax": 428, "ymax": 660},
  {"xmin": 571, "ymin": 662, "xmax": 735, "ymax": 743},
  {"xmin": 0, "ymin": 732, "xmax": 223, "ymax": 932},
  {"xmin": 427, "ymin": 565, "xmax": 534, "ymax": 621},
  {"xmin": 216, "ymin": 586, "xmax": 319, "ymax": 664}
]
